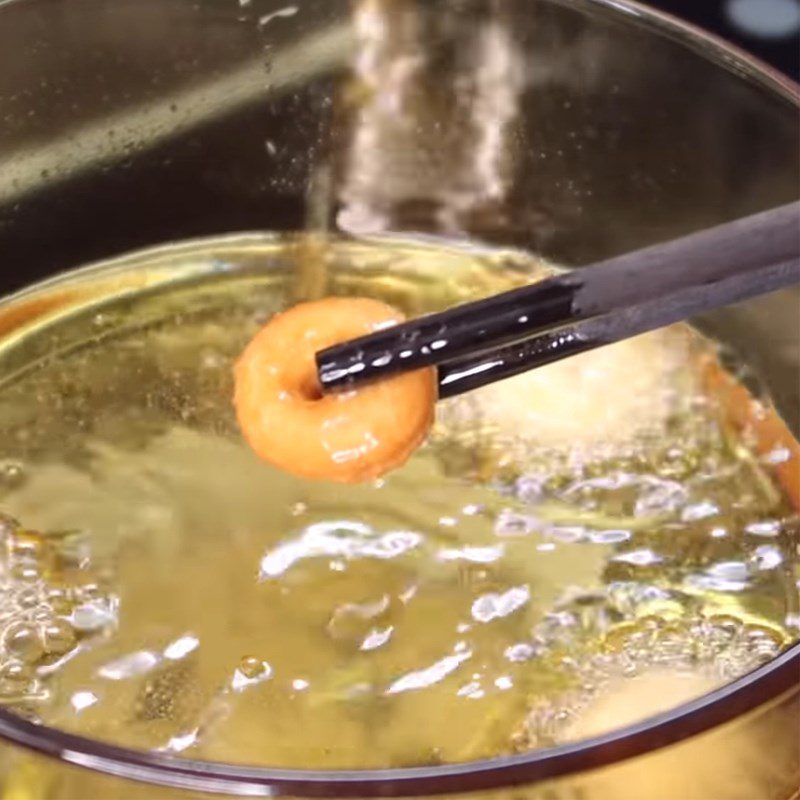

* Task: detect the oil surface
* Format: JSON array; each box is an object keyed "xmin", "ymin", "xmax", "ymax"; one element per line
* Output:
[{"xmin": 0, "ymin": 235, "xmax": 795, "ymax": 789}]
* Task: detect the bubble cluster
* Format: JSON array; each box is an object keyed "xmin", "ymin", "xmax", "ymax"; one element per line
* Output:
[
  {"xmin": 513, "ymin": 602, "xmax": 786, "ymax": 750},
  {"xmin": 0, "ymin": 515, "xmax": 117, "ymax": 707}
]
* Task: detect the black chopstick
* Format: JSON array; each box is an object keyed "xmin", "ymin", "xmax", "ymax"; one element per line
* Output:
[
  {"xmin": 316, "ymin": 201, "xmax": 800, "ymax": 393},
  {"xmin": 437, "ymin": 257, "xmax": 798, "ymax": 399}
]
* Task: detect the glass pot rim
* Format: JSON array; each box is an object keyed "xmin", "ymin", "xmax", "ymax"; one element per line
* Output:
[{"xmin": 0, "ymin": 0, "xmax": 797, "ymax": 796}]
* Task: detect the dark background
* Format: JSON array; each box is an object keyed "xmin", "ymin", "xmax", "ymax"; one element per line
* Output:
[{"xmin": 647, "ymin": 0, "xmax": 800, "ymax": 80}]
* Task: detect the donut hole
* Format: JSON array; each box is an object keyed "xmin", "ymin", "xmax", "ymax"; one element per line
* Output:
[
  {"xmin": 297, "ymin": 371, "xmax": 323, "ymax": 402},
  {"xmin": 279, "ymin": 354, "xmax": 325, "ymax": 403}
]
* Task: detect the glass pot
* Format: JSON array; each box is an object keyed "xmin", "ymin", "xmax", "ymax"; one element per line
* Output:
[{"xmin": 0, "ymin": 0, "xmax": 797, "ymax": 798}]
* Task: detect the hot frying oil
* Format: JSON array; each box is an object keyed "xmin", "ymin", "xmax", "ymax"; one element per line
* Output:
[{"xmin": 0, "ymin": 235, "xmax": 796, "ymax": 797}]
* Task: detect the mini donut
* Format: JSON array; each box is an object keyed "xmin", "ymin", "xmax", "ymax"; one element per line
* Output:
[{"xmin": 234, "ymin": 297, "xmax": 436, "ymax": 483}]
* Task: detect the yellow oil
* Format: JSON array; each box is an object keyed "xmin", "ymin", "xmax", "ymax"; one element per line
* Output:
[{"xmin": 0, "ymin": 234, "xmax": 795, "ymax": 798}]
